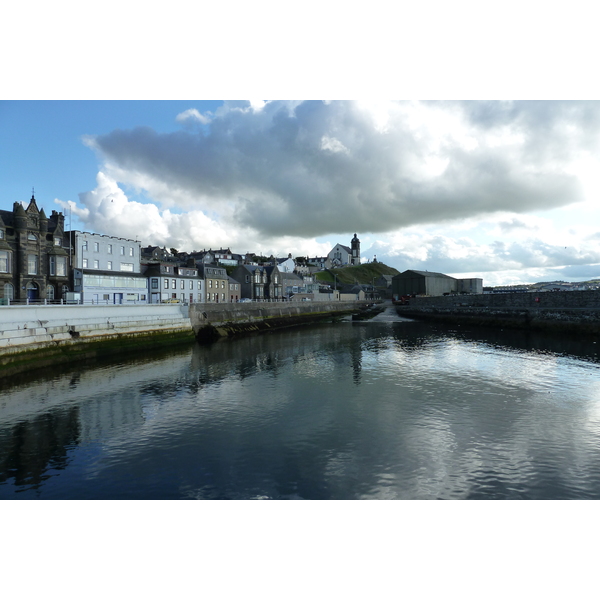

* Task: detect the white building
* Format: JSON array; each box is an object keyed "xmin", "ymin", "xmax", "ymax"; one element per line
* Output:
[
  {"xmin": 277, "ymin": 255, "xmax": 296, "ymax": 273},
  {"xmin": 69, "ymin": 231, "xmax": 147, "ymax": 304},
  {"xmin": 326, "ymin": 234, "xmax": 361, "ymax": 268}
]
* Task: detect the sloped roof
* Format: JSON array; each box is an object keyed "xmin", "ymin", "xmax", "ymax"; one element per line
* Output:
[{"xmin": 394, "ymin": 270, "xmax": 456, "ymax": 279}]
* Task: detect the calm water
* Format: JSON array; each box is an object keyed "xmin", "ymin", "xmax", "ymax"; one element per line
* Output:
[{"xmin": 2, "ymin": 306, "xmax": 600, "ymax": 499}]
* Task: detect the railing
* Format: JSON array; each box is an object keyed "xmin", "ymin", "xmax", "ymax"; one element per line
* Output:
[
  {"xmin": 0, "ymin": 298, "xmax": 151, "ymax": 306},
  {"xmin": 0, "ymin": 295, "xmax": 350, "ymax": 307}
]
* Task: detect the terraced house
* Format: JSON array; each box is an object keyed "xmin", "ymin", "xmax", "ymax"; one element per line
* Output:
[
  {"xmin": 143, "ymin": 260, "xmax": 203, "ymax": 304},
  {"xmin": 231, "ymin": 264, "xmax": 268, "ymax": 300},
  {"xmin": 198, "ymin": 264, "xmax": 229, "ymax": 302}
]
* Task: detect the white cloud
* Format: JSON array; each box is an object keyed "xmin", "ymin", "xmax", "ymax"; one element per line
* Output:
[
  {"xmin": 320, "ymin": 135, "xmax": 349, "ymax": 154},
  {"xmin": 68, "ymin": 101, "xmax": 600, "ymax": 285},
  {"xmin": 58, "ymin": 172, "xmax": 333, "ymax": 258},
  {"xmin": 175, "ymin": 108, "xmax": 212, "ymax": 126}
]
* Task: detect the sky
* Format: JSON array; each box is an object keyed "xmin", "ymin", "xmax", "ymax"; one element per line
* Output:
[
  {"xmin": 3, "ymin": 99, "xmax": 600, "ymax": 287},
  {"xmin": 3, "ymin": 4, "xmax": 600, "ymax": 289}
]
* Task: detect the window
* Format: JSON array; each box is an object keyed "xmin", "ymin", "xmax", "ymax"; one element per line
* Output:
[
  {"xmin": 180, "ymin": 280, "xmax": 185, "ymax": 289},
  {"xmin": 94, "ymin": 260, "xmax": 99, "ymax": 269},
  {"xmin": 46, "ymin": 285, "xmax": 55, "ymax": 300},
  {"xmin": 61, "ymin": 285, "xmax": 69, "ymax": 296},
  {"xmin": 28, "ymin": 232, "xmax": 37, "ymax": 241},
  {"xmin": 172, "ymin": 279, "xmax": 176, "ymax": 289},
  {"xmin": 120, "ymin": 246, "xmax": 125, "ymax": 255},
  {"xmin": 82, "ymin": 258, "xmax": 88, "ymax": 268},
  {"xmin": 164, "ymin": 280, "xmax": 169, "ymax": 289},
  {"xmin": 0, "ymin": 229, "xmax": 4, "ymax": 239},
  {"xmin": 120, "ymin": 263, "xmax": 134, "ymax": 272},
  {"xmin": 107, "ymin": 261, "xmax": 112, "ymax": 270},
  {"xmin": 54, "ymin": 237, "xmax": 62, "ymax": 247},
  {"xmin": 0, "ymin": 250, "xmax": 10, "ymax": 273},
  {"xmin": 151, "ymin": 279, "xmax": 158, "ymax": 289},
  {"xmin": 107, "ymin": 244, "xmax": 112, "ymax": 254},
  {"xmin": 49, "ymin": 255, "xmax": 67, "ymax": 276},
  {"xmin": 82, "ymin": 241, "xmax": 88, "ymax": 250},
  {"xmin": 129, "ymin": 247, "xmax": 134, "ymax": 257},
  {"xmin": 189, "ymin": 280, "xmax": 193, "ymax": 290},
  {"xmin": 94, "ymin": 242, "xmax": 99, "ymax": 252},
  {"xmin": 209, "ymin": 280, "xmax": 212, "ymax": 288},
  {"xmin": 28, "ymin": 254, "xmax": 38, "ymax": 275},
  {"xmin": 4, "ymin": 283, "xmax": 14, "ymax": 300}
]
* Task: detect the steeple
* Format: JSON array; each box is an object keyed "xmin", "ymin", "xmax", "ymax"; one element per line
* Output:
[
  {"xmin": 351, "ymin": 233, "xmax": 360, "ymax": 265},
  {"xmin": 27, "ymin": 190, "xmax": 40, "ymax": 213}
]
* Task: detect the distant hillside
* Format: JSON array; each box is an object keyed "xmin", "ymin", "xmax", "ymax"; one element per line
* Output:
[{"xmin": 315, "ymin": 263, "xmax": 399, "ymax": 286}]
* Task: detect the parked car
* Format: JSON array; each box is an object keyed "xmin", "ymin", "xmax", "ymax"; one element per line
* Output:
[{"xmin": 238, "ymin": 298, "xmax": 252, "ymax": 303}]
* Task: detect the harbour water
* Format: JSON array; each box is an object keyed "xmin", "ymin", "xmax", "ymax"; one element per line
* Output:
[{"xmin": 2, "ymin": 305, "xmax": 600, "ymax": 499}]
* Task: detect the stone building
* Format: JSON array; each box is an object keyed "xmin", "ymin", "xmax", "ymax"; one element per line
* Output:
[{"xmin": 0, "ymin": 195, "xmax": 70, "ymax": 303}]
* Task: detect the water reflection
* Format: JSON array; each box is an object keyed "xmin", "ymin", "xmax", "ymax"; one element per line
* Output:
[{"xmin": 1, "ymin": 320, "xmax": 600, "ymax": 499}]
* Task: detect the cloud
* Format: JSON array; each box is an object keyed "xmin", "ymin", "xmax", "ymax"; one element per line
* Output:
[
  {"xmin": 87, "ymin": 101, "xmax": 596, "ymax": 240},
  {"xmin": 365, "ymin": 225, "xmax": 600, "ymax": 282},
  {"xmin": 67, "ymin": 101, "xmax": 600, "ymax": 286},
  {"xmin": 175, "ymin": 108, "xmax": 212, "ymax": 126},
  {"xmin": 57, "ymin": 171, "xmax": 332, "ymax": 258}
]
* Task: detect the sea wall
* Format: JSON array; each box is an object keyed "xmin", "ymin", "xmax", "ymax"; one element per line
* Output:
[
  {"xmin": 0, "ymin": 303, "xmax": 193, "ymax": 356},
  {"xmin": 190, "ymin": 301, "xmax": 363, "ymax": 340},
  {"xmin": 396, "ymin": 290, "xmax": 600, "ymax": 334}
]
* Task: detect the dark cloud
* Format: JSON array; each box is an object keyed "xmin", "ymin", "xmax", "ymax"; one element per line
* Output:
[{"xmin": 90, "ymin": 100, "xmax": 594, "ymax": 238}]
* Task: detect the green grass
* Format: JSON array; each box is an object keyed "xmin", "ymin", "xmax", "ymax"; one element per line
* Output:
[{"xmin": 315, "ymin": 262, "xmax": 399, "ymax": 286}]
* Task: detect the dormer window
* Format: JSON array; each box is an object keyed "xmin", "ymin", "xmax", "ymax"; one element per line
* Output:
[
  {"xmin": 0, "ymin": 229, "xmax": 4, "ymax": 239},
  {"xmin": 54, "ymin": 237, "xmax": 62, "ymax": 247},
  {"xmin": 28, "ymin": 232, "xmax": 37, "ymax": 241}
]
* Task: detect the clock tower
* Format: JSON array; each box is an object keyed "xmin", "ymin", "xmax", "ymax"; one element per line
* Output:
[{"xmin": 351, "ymin": 233, "xmax": 360, "ymax": 265}]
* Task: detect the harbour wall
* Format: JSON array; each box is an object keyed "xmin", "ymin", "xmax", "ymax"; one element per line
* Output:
[
  {"xmin": 190, "ymin": 301, "xmax": 364, "ymax": 340},
  {"xmin": 0, "ymin": 300, "xmax": 367, "ymax": 377},
  {"xmin": 396, "ymin": 290, "xmax": 600, "ymax": 334},
  {"xmin": 0, "ymin": 303, "xmax": 193, "ymax": 356}
]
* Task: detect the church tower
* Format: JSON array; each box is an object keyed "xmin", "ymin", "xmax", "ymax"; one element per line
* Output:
[{"xmin": 351, "ymin": 233, "xmax": 360, "ymax": 265}]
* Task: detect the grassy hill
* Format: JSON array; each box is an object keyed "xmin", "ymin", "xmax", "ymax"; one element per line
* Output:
[{"xmin": 314, "ymin": 262, "xmax": 399, "ymax": 287}]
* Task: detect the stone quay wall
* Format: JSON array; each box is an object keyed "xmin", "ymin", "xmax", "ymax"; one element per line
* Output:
[
  {"xmin": 0, "ymin": 300, "xmax": 366, "ymax": 354},
  {"xmin": 406, "ymin": 289, "xmax": 600, "ymax": 310},
  {"xmin": 190, "ymin": 301, "xmax": 365, "ymax": 340},
  {"xmin": 396, "ymin": 290, "xmax": 600, "ymax": 334},
  {"xmin": 0, "ymin": 303, "xmax": 192, "ymax": 356}
]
